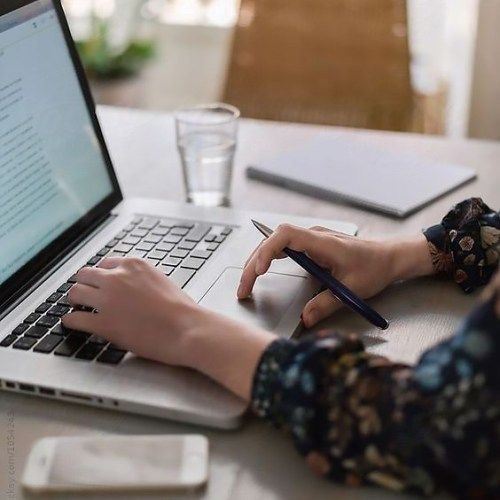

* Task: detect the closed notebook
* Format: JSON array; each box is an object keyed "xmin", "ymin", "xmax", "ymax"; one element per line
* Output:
[{"xmin": 247, "ymin": 134, "xmax": 476, "ymax": 217}]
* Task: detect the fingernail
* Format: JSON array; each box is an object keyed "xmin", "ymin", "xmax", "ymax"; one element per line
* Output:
[{"xmin": 237, "ymin": 284, "xmax": 244, "ymax": 297}]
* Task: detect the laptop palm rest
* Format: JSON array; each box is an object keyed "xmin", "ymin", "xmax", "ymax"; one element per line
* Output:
[{"xmin": 198, "ymin": 267, "xmax": 309, "ymax": 333}]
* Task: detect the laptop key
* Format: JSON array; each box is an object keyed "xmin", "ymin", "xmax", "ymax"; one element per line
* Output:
[
  {"xmin": 131, "ymin": 228, "xmax": 148, "ymax": 238},
  {"xmin": 138, "ymin": 217, "xmax": 158, "ymax": 230},
  {"xmin": 170, "ymin": 249, "xmax": 189, "ymax": 259},
  {"xmin": 214, "ymin": 235, "xmax": 226, "ymax": 243},
  {"xmin": 48, "ymin": 305, "xmax": 71, "ymax": 317},
  {"xmin": 57, "ymin": 283, "xmax": 72, "ymax": 293},
  {"xmin": 185, "ymin": 224, "xmax": 211, "ymax": 242},
  {"xmin": 144, "ymin": 234, "xmax": 162, "ymax": 244},
  {"xmin": 162, "ymin": 256, "xmax": 182, "ymax": 267},
  {"xmin": 67, "ymin": 274, "xmax": 79, "ymax": 283},
  {"xmin": 169, "ymin": 268, "xmax": 196, "ymax": 289},
  {"xmin": 88, "ymin": 335, "xmax": 108, "ymax": 346},
  {"xmin": 13, "ymin": 337, "xmax": 37, "ymax": 350},
  {"xmin": 12, "ymin": 324, "xmax": 30, "ymax": 336},
  {"xmin": 221, "ymin": 227, "xmax": 232, "ymax": 236},
  {"xmin": 136, "ymin": 241, "xmax": 155, "ymax": 252},
  {"xmin": 181, "ymin": 257, "xmax": 205, "ymax": 271},
  {"xmin": 151, "ymin": 227, "xmax": 169, "ymax": 236},
  {"xmin": 25, "ymin": 326, "xmax": 49, "ymax": 339},
  {"xmin": 156, "ymin": 242, "xmax": 175, "ymax": 253},
  {"xmin": 97, "ymin": 348, "xmax": 127, "ymax": 364},
  {"xmin": 97, "ymin": 247, "xmax": 110, "ymax": 257},
  {"xmin": 1, "ymin": 335, "xmax": 17, "ymax": 347},
  {"xmin": 206, "ymin": 242, "xmax": 220, "ymax": 251},
  {"xmin": 51, "ymin": 324, "xmax": 67, "ymax": 336},
  {"xmin": 106, "ymin": 238, "xmax": 119, "ymax": 248},
  {"xmin": 160, "ymin": 265, "xmax": 175, "ymax": 276},
  {"xmin": 54, "ymin": 333, "xmax": 87, "ymax": 357},
  {"xmin": 178, "ymin": 240, "xmax": 197, "ymax": 251},
  {"xmin": 173, "ymin": 221, "xmax": 195, "ymax": 229},
  {"xmin": 34, "ymin": 334, "xmax": 63, "ymax": 354},
  {"xmin": 170, "ymin": 227, "xmax": 189, "ymax": 236},
  {"xmin": 46, "ymin": 292, "xmax": 62, "ymax": 303},
  {"xmin": 37, "ymin": 316, "xmax": 59, "ymax": 328},
  {"xmin": 115, "ymin": 243, "xmax": 133, "ymax": 254},
  {"xmin": 87, "ymin": 256, "xmax": 101, "ymax": 266},
  {"xmin": 190, "ymin": 250, "xmax": 211, "ymax": 260},
  {"xmin": 122, "ymin": 235, "xmax": 141, "ymax": 246},
  {"xmin": 75, "ymin": 342, "xmax": 103, "ymax": 361},
  {"xmin": 129, "ymin": 249, "xmax": 147, "ymax": 259},
  {"xmin": 163, "ymin": 234, "xmax": 182, "ymax": 244},
  {"xmin": 35, "ymin": 303, "xmax": 51, "ymax": 314},
  {"xmin": 58, "ymin": 295, "xmax": 71, "ymax": 307},
  {"xmin": 148, "ymin": 250, "xmax": 167, "ymax": 261},
  {"xmin": 24, "ymin": 313, "xmax": 41, "ymax": 324}
]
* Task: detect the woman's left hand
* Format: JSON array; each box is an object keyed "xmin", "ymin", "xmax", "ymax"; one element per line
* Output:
[
  {"xmin": 63, "ymin": 257, "xmax": 275, "ymax": 400},
  {"xmin": 62, "ymin": 257, "xmax": 204, "ymax": 367}
]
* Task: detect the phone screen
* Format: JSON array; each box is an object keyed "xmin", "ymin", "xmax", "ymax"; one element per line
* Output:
[{"xmin": 48, "ymin": 437, "xmax": 185, "ymax": 487}]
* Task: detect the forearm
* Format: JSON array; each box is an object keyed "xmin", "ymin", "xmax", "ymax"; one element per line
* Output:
[
  {"xmin": 250, "ymin": 295, "xmax": 499, "ymax": 496},
  {"xmin": 181, "ymin": 308, "xmax": 276, "ymax": 401}
]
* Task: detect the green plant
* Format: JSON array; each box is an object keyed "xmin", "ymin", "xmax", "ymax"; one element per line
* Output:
[{"xmin": 76, "ymin": 19, "xmax": 155, "ymax": 80}]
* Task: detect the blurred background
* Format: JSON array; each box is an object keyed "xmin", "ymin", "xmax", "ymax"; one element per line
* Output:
[{"xmin": 61, "ymin": 0, "xmax": 498, "ymax": 140}]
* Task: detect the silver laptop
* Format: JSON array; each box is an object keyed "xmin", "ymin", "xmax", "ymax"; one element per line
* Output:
[{"xmin": 0, "ymin": 0, "xmax": 357, "ymax": 429}]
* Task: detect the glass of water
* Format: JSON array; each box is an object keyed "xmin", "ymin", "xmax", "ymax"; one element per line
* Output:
[{"xmin": 175, "ymin": 103, "xmax": 240, "ymax": 207}]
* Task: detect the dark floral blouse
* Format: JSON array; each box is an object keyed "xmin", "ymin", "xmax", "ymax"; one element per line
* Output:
[{"xmin": 251, "ymin": 198, "xmax": 500, "ymax": 499}]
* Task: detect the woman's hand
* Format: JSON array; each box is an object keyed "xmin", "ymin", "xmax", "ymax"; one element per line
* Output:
[
  {"xmin": 63, "ymin": 257, "xmax": 275, "ymax": 400},
  {"xmin": 238, "ymin": 224, "xmax": 434, "ymax": 327},
  {"xmin": 62, "ymin": 257, "xmax": 201, "ymax": 366}
]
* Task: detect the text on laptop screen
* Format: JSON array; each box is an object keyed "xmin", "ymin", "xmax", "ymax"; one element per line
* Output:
[{"xmin": 0, "ymin": 1, "xmax": 114, "ymax": 285}]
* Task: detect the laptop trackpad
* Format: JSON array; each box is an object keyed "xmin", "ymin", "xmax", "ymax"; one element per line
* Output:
[{"xmin": 198, "ymin": 267, "xmax": 308, "ymax": 332}]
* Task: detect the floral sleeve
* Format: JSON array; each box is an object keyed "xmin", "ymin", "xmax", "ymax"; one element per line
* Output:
[
  {"xmin": 423, "ymin": 197, "xmax": 500, "ymax": 292},
  {"xmin": 251, "ymin": 198, "xmax": 500, "ymax": 498}
]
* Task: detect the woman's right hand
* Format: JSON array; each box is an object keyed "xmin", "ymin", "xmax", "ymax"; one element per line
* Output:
[{"xmin": 238, "ymin": 224, "xmax": 435, "ymax": 328}]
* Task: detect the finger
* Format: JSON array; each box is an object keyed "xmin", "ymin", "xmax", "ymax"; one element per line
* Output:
[
  {"xmin": 98, "ymin": 256, "xmax": 125, "ymax": 270},
  {"xmin": 238, "ymin": 225, "xmax": 324, "ymax": 298},
  {"xmin": 302, "ymin": 289, "xmax": 343, "ymax": 328},
  {"xmin": 76, "ymin": 266, "xmax": 109, "ymax": 288},
  {"xmin": 244, "ymin": 240, "xmax": 265, "ymax": 268},
  {"xmin": 238, "ymin": 240, "xmax": 285, "ymax": 299},
  {"xmin": 68, "ymin": 283, "xmax": 102, "ymax": 309},
  {"xmin": 62, "ymin": 310, "xmax": 100, "ymax": 334}
]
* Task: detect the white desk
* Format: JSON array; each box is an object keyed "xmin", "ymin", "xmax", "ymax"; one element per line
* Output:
[{"xmin": 2, "ymin": 106, "xmax": 499, "ymax": 500}]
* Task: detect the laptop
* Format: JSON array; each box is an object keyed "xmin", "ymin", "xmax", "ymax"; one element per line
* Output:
[{"xmin": 0, "ymin": 0, "xmax": 357, "ymax": 429}]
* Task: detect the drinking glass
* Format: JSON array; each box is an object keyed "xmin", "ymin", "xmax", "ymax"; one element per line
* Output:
[{"xmin": 175, "ymin": 103, "xmax": 240, "ymax": 207}]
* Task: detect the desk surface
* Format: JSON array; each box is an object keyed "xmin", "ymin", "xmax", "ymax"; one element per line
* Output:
[{"xmin": 2, "ymin": 106, "xmax": 499, "ymax": 500}]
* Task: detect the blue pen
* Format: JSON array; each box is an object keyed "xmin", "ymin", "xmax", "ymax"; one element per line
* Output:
[{"xmin": 251, "ymin": 220, "xmax": 389, "ymax": 330}]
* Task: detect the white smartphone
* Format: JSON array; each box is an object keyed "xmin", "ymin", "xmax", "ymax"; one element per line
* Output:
[{"xmin": 22, "ymin": 434, "xmax": 208, "ymax": 493}]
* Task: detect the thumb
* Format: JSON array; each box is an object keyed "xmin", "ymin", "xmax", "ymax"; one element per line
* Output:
[{"xmin": 302, "ymin": 289, "xmax": 343, "ymax": 328}]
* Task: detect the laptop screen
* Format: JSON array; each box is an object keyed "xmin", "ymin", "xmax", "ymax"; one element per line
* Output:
[{"xmin": 0, "ymin": 1, "xmax": 120, "ymax": 300}]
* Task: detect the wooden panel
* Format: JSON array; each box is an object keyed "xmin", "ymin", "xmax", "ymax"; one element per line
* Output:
[{"xmin": 223, "ymin": 0, "xmax": 414, "ymax": 131}]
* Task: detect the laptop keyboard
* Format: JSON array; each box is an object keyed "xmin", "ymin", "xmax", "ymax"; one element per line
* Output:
[{"xmin": 0, "ymin": 216, "xmax": 232, "ymax": 364}]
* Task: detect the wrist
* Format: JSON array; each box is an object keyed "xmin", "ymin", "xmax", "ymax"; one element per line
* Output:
[
  {"xmin": 181, "ymin": 307, "xmax": 276, "ymax": 401},
  {"xmin": 387, "ymin": 235, "xmax": 435, "ymax": 282}
]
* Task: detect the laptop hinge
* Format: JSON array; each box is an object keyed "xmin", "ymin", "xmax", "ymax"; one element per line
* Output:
[{"xmin": 0, "ymin": 213, "xmax": 117, "ymax": 321}]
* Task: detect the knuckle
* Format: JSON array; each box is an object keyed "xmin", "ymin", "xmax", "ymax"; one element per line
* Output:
[
  {"xmin": 276, "ymin": 223, "xmax": 293, "ymax": 234},
  {"xmin": 128, "ymin": 257, "xmax": 144, "ymax": 268},
  {"xmin": 67, "ymin": 286, "xmax": 78, "ymax": 301}
]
